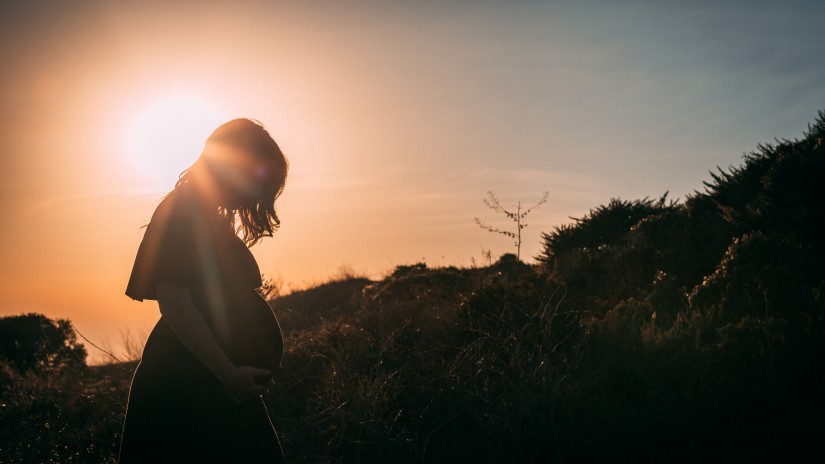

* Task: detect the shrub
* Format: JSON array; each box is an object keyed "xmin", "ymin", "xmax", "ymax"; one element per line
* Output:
[{"xmin": 0, "ymin": 313, "xmax": 87, "ymax": 373}]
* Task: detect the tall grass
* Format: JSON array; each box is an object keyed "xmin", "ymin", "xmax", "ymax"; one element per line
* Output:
[
  {"xmin": 2, "ymin": 255, "xmax": 822, "ymax": 462},
  {"xmin": 264, "ymin": 257, "xmax": 822, "ymax": 463},
  {"xmin": 0, "ymin": 358, "xmax": 134, "ymax": 463}
]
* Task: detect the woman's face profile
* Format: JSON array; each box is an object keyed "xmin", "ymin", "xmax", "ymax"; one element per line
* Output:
[{"xmin": 206, "ymin": 144, "xmax": 268, "ymax": 206}]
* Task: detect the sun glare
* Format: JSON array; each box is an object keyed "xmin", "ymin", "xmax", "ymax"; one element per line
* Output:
[{"xmin": 123, "ymin": 93, "xmax": 224, "ymax": 189}]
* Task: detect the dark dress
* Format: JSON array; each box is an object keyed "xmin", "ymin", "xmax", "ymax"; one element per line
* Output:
[{"xmin": 119, "ymin": 186, "xmax": 286, "ymax": 463}]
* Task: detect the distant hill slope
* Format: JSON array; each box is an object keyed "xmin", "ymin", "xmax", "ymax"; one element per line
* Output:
[{"xmin": 268, "ymin": 277, "xmax": 373, "ymax": 334}]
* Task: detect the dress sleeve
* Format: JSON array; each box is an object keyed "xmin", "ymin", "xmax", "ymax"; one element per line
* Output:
[{"xmin": 125, "ymin": 213, "xmax": 200, "ymax": 302}]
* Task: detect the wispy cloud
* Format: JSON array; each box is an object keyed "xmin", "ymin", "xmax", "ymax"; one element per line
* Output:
[{"xmin": 26, "ymin": 187, "xmax": 164, "ymax": 214}]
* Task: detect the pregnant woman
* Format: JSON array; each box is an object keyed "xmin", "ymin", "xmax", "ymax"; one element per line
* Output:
[{"xmin": 119, "ymin": 119, "xmax": 288, "ymax": 462}]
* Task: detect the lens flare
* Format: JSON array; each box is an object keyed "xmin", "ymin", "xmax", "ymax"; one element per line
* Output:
[{"xmin": 123, "ymin": 93, "xmax": 225, "ymax": 189}]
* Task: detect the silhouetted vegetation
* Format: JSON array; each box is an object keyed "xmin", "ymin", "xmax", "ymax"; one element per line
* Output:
[
  {"xmin": 271, "ymin": 277, "xmax": 372, "ymax": 334},
  {"xmin": 0, "ymin": 313, "xmax": 87, "ymax": 373},
  {"xmin": 475, "ymin": 191, "xmax": 549, "ymax": 260},
  {"xmin": 3, "ymin": 112, "xmax": 824, "ymax": 462},
  {"xmin": 0, "ymin": 314, "xmax": 131, "ymax": 463}
]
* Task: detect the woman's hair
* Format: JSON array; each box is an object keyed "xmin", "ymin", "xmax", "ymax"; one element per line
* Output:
[{"xmin": 174, "ymin": 118, "xmax": 289, "ymax": 246}]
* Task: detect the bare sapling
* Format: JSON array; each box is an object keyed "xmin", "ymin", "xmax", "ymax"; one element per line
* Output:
[{"xmin": 474, "ymin": 190, "xmax": 549, "ymax": 260}]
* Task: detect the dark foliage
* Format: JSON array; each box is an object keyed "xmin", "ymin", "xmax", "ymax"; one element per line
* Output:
[
  {"xmin": 0, "ymin": 313, "xmax": 87, "ymax": 373},
  {"xmin": 0, "ymin": 314, "xmax": 131, "ymax": 463},
  {"xmin": 270, "ymin": 277, "xmax": 373, "ymax": 334},
  {"xmin": 536, "ymin": 195, "xmax": 682, "ymax": 308}
]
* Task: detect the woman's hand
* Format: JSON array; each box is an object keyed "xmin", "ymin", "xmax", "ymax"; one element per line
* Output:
[
  {"xmin": 220, "ymin": 365, "xmax": 272, "ymax": 403},
  {"xmin": 156, "ymin": 284, "xmax": 277, "ymax": 404}
]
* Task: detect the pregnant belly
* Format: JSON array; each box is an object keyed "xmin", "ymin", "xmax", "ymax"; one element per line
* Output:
[{"xmin": 203, "ymin": 290, "xmax": 284, "ymax": 377}]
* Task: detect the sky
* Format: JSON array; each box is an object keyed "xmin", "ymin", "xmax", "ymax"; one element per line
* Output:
[{"xmin": 1, "ymin": 0, "xmax": 824, "ymax": 362}]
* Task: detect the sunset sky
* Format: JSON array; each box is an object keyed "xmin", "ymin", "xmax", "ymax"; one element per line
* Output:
[{"xmin": 2, "ymin": 0, "xmax": 824, "ymax": 362}]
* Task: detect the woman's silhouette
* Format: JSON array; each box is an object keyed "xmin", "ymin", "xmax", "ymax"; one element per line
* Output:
[{"xmin": 119, "ymin": 119, "xmax": 288, "ymax": 462}]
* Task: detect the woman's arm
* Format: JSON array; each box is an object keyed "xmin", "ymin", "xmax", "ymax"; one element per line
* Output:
[{"xmin": 156, "ymin": 282, "xmax": 270, "ymax": 402}]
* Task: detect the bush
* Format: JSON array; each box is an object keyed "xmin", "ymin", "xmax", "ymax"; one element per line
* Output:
[{"xmin": 0, "ymin": 313, "xmax": 87, "ymax": 373}]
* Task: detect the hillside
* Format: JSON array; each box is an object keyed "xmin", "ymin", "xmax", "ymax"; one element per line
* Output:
[{"xmin": 265, "ymin": 111, "xmax": 825, "ymax": 462}]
